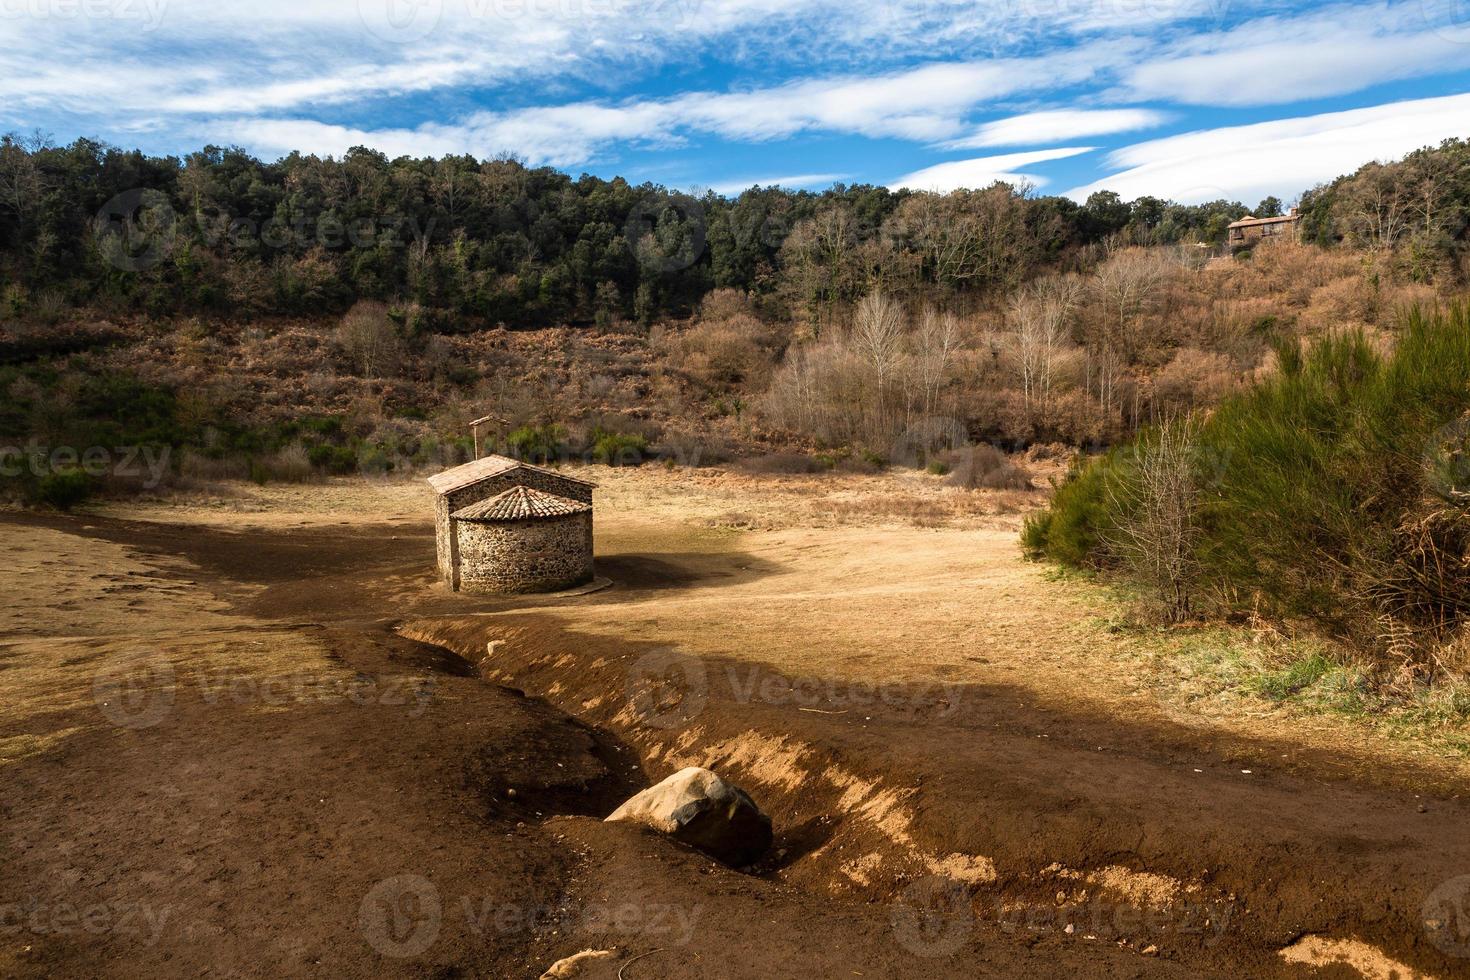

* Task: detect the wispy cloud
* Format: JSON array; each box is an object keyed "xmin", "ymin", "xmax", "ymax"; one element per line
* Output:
[
  {"xmin": 891, "ymin": 147, "xmax": 1095, "ymax": 193},
  {"xmin": 0, "ymin": 0, "xmax": 1141, "ymax": 122},
  {"xmin": 1069, "ymin": 92, "xmax": 1470, "ymax": 204},
  {"xmin": 222, "ymin": 48, "xmax": 1126, "ymax": 166},
  {"xmin": 708, "ymin": 173, "xmax": 850, "ymax": 195},
  {"xmin": 1120, "ymin": 3, "xmax": 1470, "ymax": 106},
  {"xmin": 944, "ymin": 108, "xmax": 1171, "ymax": 148}
]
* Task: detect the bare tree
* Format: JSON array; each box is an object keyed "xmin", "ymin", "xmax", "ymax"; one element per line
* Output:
[
  {"xmin": 431, "ymin": 158, "xmax": 468, "ymax": 226},
  {"xmin": 1091, "ymin": 248, "xmax": 1175, "ymax": 366},
  {"xmin": 779, "ymin": 205, "xmax": 863, "ymax": 336},
  {"xmin": 336, "ymin": 301, "xmax": 402, "ymax": 380},
  {"xmin": 885, "ymin": 183, "xmax": 1040, "ymax": 294},
  {"xmin": 1108, "ymin": 415, "xmax": 1202, "ymax": 622},
  {"xmin": 766, "ymin": 292, "xmax": 961, "ymax": 453},
  {"xmin": 852, "ymin": 290, "xmax": 905, "ymax": 436},
  {"xmin": 0, "ymin": 132, "xmax": 50, "ymax": 233},
  {"xmin": 1340, "ymin": 163, "xmax": 1408, "ymax": 250},
  {"xmin": 913, "ymin": 307, "xmax": 961, "ymax": 420},
  {"xmin": 1010, "ymin": 275, "xmax": 1079, "ymax": 419}
]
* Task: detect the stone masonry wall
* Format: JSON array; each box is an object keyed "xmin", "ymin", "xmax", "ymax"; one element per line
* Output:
[
  {"xmin": 434, "ymin": 495, "xmax": 456, "ymax": 587},
  {"xmin": 455, "ymin": 511, "xmax": 593, "ymax": 594}
]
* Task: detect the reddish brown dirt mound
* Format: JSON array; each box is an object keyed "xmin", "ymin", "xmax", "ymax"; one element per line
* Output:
[{"xmin": 404, "ymin": 614, "xmax": 1470, "ymax": 978}]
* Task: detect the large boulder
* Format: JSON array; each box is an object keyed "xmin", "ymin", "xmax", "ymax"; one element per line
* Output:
[{"xmin": 606, "ymin": 767, "xmax": 772, "ymax": 867}]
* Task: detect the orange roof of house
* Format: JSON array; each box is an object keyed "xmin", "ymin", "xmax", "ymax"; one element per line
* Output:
[
  {"xmin": 451, "ymin": 485, "xmax": 592, "ymax": 522},
  {"xmin": 426, "ymin": 454, "xmax": 598, "ymax": 495}
]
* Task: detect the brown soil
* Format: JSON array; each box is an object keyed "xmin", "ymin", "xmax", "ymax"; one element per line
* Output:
[{"xmin": 2, "ymin": 470, "xmax": 1467, "ymax": 978}]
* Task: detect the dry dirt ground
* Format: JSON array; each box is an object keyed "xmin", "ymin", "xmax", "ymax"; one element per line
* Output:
[{"xmin": 2, "ymin": 466, "xmax": 1469, "ymax": 978}]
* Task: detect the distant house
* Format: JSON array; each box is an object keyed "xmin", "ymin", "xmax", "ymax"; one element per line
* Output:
[
  {"xmin": 427, "ymin": 455, "xmax": 597, "ymax": 594},
  {"xmin": 1228, "ymin": 207, "xmax": 1300, "ymax": 250}
]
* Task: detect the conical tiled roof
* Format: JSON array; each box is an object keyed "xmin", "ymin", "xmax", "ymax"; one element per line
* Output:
[{"xmin": 451, "ymin": 485, "xmax": 591, "ymax": 522}]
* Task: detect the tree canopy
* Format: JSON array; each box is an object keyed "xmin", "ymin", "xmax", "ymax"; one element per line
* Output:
[{"xmin": 0, "ymin": 136, "xmax": 1265, "ymax": 326}]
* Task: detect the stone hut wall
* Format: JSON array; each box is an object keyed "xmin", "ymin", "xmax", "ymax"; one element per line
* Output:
[
  {"xmin": 434, "ymin": 495, "xmax": 456, "ymax": 586},
  {"xmin": 435, "ymin": 467, "xmax": 593, "ymax": 589},
  {"xmin": 454, "ymin": 511, "xmax": 593, "ymax": 594}
]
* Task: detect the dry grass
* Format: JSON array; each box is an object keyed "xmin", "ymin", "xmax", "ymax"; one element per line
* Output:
[{"xmin": 811, "ymin": 489, "xmax": 1034, "ymax": 528}]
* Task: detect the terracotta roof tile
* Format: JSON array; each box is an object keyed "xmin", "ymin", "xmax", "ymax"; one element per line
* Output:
[
  {"xmin": 451, "ymin": 485, "xmax": 592, "ymax": 522},
  {"xmin": 426, "ymin": 454, "xmax": 598, "ymax": 495}
]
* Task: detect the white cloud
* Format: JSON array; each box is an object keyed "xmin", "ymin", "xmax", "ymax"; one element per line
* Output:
[
  {"xmin": 708, "ymin": 173, "xmax": 850, "ymax": 195},
  {"xmin": 945, "ymin": 108, "xmax": 1171, "ymax": 148},
  {"xmin": 929, "ymin": 0, "xmax": 1240, "ymax": 40},
  {"xmin": 0, "ymin": 0, "xmax": 1139, "ymax": 125},
  {"xmin": 891, "ymin": 147, "xmax": 1095, "ymax": 193},
  {"xmin": 218, "ymin": 48, "xmax": 1124, "ymax": 166},
  {"xmin": 224, "ymin": 119, "xmax": 467, "ymax": 160},
  {"xmin": 1068, "ymin": 92, "xmax": 1470, "ymax": 204},
  {"xmin": 228, "ymin": 106, "xmax": 683, "ymax": 166},
  {"xmin": 666, "ymin": 51, "xmax": 1121, "ymax": 144},
  {"xmin": 1121, "ymin": 4, "xmax": 1470, "ymax": 106}
]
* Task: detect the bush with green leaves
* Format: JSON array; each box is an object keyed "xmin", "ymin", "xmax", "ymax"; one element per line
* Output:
[
  {"xmin": 1024, "ymin": 304, "xmax": 1470, "ymax": 673},
  {"xmin": 589, "ymin": 428, "xmax": 649, "ymax": 466},
  {"xmin": 506, "ymin": 424, "xmax": 567, "ymax": 464},
  {"xmin": 1022, "ymin": 449, "xmax": 1124, "ymax": 567},
  {"xmin": 29, "ymin": 468, "xmax": 93, "ymax": 510}
]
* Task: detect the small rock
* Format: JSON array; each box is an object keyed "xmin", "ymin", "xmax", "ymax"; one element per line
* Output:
[
  {"xmin": 1141, "ymin": 944, "xmax": 1158, "ymax": 955},
  {"xmin": 606, "ymin": 766, "xmax": 772, "ymax": 867},
  {"xmin": 540, "ymin": 948, "xmax": 618, "ymax": 979}
]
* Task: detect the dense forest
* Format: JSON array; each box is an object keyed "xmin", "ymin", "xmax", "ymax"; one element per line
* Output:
[{"xmin": 0, "ymin": 134, "xmax": 1277, "ymax": 327}]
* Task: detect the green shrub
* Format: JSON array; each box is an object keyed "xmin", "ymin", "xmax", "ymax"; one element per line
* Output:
[
  {"xmin": 506, "ymin": 424, "xmax": 566, "ymax": 464},
  {"xmin": 1021, "ymin": 450, "xmax": 1124, "ymax": 566},
  {"xmin": 308, "ymin": 444, "xmax": 359, "ymax": 475},
  {"xmin": 1199, "ymin": 307, "xmax": 1470, "ymax": 642},
  {"xmin": 30, "ymin": 468, "xmax": 92, "ymax": 510},
  {"xmin": 1024, "ymin": 303, "xmax": 1470, "ymax": 670},
  {"xmin": 356, "ymin": 445, "xmax": 393, "ymax": 477},
  {"xmin": 590, "ymin": 429, "xmax": 648, "ymax": 466},
  {"xmin": 1247, "ymin": 652, "xmax": 1337, "ymax": 701}
]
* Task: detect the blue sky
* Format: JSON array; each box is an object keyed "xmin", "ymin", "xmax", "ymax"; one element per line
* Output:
[{"xmin": 4, "ymin": 0, "xmax": 1470, "ymax": 203}]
